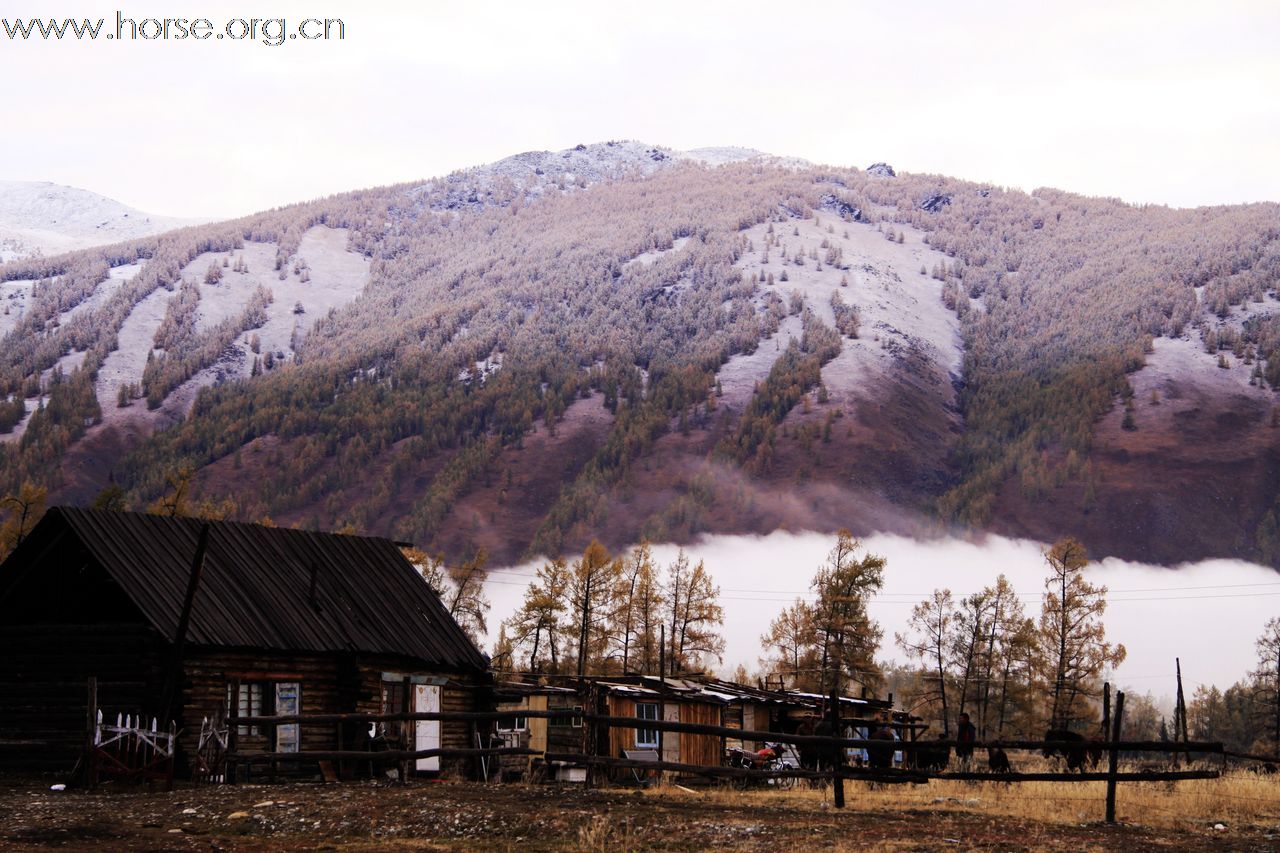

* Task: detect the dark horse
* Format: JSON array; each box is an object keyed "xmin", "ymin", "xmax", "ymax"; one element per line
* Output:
[
  {"xmin": 1043, "ymin": 729, "xmax": 1102, "ymax": 772},
  {"xmin": 866, "ymin": 726, "xmax": 897, "ymax": 770},
  {"xmin": 903, "ymin": 735, "xmax": 950, "ymax": 772}
]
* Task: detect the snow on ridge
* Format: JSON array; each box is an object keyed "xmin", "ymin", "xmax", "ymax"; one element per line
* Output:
[
  {"xmin": 0, "ymin": 180, "xmax": 202, "ymax": 262},
  {"xmin": 409, "ymin": 141, "xmax": 810, "ymax": 212}
]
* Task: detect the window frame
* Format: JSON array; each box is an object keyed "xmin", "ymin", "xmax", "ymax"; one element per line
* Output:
[
  {"xmin": 227, "ymin": 681, "xmax": 267, "ymax": 737},
  {"xmin": 549, "ymin": 704, "xmax": 583, "ymax": 729},
  {"xmin": 497, "ymin": 714, "xmax": 528, "ymax": 733},
  {"xmin": 635, "ymin": 701, "xmax": 660, "ymax": 749}
]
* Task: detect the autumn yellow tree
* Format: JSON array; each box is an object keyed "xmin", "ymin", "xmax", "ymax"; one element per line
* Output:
[
  {"xmin": 663, "ymin": 551, "xmax": 724, "ymax": 675},
  {"xmin": 760, "ymin": 598, "xmax": 818, "ymax": 689},
  {"xmin": 811, "ymin": 529, "xmax": 885, "ymax": 695},
  {"xmin": 567, "ymin": 540, "xmax": 621, "ymax": 676},
  {"xmin": 499, "ymin": 557, "xmax": 570, "ymax": 674},
  {"xmin": 897, "ymin": 589, "xmax": 955, "ymax": 735},
  {"xmin": 611, "ymin": 541, "xmax": 664, "ymax": 673},
  {"xmin": 0, "ymin": 482, "xmax": 47, "ymax": 559},
  {"xmin": 1037, "ymin": 538, "xmax": 1126, "ymax": 728}
]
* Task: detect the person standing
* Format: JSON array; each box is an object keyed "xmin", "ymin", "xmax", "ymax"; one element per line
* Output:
[{"xmin": 956, "ymin": 712, "xmax": 977, "ymax": 768}]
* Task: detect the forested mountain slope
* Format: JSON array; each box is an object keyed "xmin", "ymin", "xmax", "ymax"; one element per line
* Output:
[{"xmin": 1, "ymin": 142, "xmax": 1277, "ymax": 567}]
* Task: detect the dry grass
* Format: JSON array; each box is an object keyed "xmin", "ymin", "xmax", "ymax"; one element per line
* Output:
[{"xmin": 643, "ymin": 766, "xmax": 1280, "ymax": 831}]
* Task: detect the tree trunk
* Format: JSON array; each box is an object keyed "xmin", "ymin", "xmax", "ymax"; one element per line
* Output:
[
  {"xmin": 1053, "ymin": 569, "xmax": 1068, "ymax": 727},
  {"xmin": 577, "ymin": 571, "xmax": 592, "ymax": 676}
]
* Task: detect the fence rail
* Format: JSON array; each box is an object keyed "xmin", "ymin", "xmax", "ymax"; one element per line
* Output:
[{"xmin": 220, "ymin": 685, "xmax": 1224, "ymax": 824}]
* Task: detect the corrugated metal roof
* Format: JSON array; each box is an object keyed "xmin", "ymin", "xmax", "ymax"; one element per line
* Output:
[{"xmin": 11, "ymin": 507, "xmax": 487, "ymax": 672}]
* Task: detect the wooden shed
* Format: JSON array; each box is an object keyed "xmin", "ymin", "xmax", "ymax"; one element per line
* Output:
[
  {"xmin": 0, "ymin": 507, "xmax": 490, "ymax": 779},
  {"xmin": 491, "ymin": 680, "xmax": 583, "ymax": 782}
]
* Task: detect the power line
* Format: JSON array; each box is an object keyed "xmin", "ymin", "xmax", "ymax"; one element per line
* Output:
[{"xmin": 480, "ymin": 572, "xmax": 1280, "ymax": 605}]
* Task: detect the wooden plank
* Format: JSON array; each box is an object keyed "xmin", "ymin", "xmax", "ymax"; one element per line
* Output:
[{"xmin": 545, "ymin": 752, "xmax": 929, "ymax": 784}]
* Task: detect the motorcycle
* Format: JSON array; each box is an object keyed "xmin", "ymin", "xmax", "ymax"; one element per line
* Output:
[{"xmin": 725, "ymin": 742, "xmax": 799, "ymax": 789}]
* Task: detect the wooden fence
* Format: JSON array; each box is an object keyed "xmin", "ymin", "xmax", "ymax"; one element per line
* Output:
[
  {"xmin": 86, "ymin": 679, "xmax": 176, "ymax": 791},
  {"xmin": 224, "ymin": 687, "xmax": 1225, "ymax": 823}
]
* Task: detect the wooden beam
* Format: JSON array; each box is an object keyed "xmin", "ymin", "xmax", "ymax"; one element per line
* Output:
[
  {"xmin": 544, "ymin": 752, "xmax": 929, "ymax": 784},
  {"xmin": 224, "ymin": 710, "xmax": 1224, "ymax": 754},
  {"xmin": 226, "ymin": 746, "xmax": 540, "ymax": 763},
  {"xmin": 159, "ymin": 524, "xmax": 210, "ymax": 722}
]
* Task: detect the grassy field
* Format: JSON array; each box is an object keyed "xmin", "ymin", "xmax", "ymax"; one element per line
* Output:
[{"xmin": 644, "ymin": 767, "xmax": 1280, "ymax": 833}]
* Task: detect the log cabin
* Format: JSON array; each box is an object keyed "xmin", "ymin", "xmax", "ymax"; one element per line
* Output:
[{"xmin": 0, "ymin": 507, "xmax": 490, "ymax": 779}]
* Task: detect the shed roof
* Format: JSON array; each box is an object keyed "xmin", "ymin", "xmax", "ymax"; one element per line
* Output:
[{"xmin": 0, "ymin": 507, "xmax": 488, "ymax": 672}]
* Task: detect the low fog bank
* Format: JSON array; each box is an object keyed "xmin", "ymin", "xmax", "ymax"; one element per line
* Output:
[{"xmin": 484, "ymin": 530, "xmax": 1278, "ymax": 696}]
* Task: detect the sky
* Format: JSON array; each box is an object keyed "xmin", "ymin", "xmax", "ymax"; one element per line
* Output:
[
  {"xmin": 482, "ymin": 531, "xmax": 1280, "ymax": 702},
  {"xmin": 1, "ymin": 0, "xmax": 1277, "ymax": 217}
]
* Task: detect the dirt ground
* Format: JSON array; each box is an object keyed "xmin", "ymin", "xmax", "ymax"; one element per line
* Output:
[{"xmin": 1, "ymin": 778, "xmax": 1278, "ymax": 852}]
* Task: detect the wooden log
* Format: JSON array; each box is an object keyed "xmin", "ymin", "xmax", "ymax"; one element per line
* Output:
[
  {"xmin": 1106, "ymin": 690, "xmax": 1125, "ymax": 824},
  {"xmin": 224, "ymin": 709, "xmax": 1224, "ymax": 755},
  {"xmin": 933, "ymin": 770, "xmax": 1219, "ymax": 783},
  {"xmin": 828, "ymin": 687, "xmax": 844, "ymax": 809},
  {"xmin": 1223, "ymin": 748, "xmax": 1280, "ymax": 764},
  {"xmin": 227, "ymin": 709, "xmax": 577, "ymax": 725},
  {"xmin": 226, "ymin": 679, "xmax": 240, "ymax": 785},
  {"xmin": 85, "ymin": 677, "xmax": 98, "ymax": 790},
  {"xmin": 226, "ymin": 746, "xmax": 540, "ymax": 763},
  {"xmin": 543, "ymin": 752, "xmax": 929, "ymax": 784}
]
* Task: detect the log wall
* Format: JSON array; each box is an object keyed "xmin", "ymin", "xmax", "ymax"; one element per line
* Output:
[{"xmin": 0, "ymin": 622, "xmax": 164, "ymax": 773}]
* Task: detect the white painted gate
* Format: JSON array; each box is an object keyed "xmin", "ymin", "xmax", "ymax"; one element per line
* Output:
[{"xmin": 413, "ymin": 684, "xmax": 441, "ymax": 772}]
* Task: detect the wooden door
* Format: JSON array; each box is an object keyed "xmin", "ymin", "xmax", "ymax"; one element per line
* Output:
[{"xmin": 413, "ymin": 684, "xmax": 441, "ymax": 772}]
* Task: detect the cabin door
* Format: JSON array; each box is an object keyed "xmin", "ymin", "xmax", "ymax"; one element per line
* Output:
[{"xmin": 413, "ymin": 684, "xmax": 441, "ymax": 772}]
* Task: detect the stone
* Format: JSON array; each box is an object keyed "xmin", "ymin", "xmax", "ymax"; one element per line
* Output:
[{"xmin": 920, "ymin": 193, "xmax": 953, "ymax": 213}]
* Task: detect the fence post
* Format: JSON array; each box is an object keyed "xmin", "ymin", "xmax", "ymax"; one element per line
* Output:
[
  {"xmin": 85, "ymin": 677, "xmax": 98, "ymax": 790},
  {"xmin": 1175, "ymin": 659, "xmax": 1189, "ymax": 766},
  {"xmin": 1105, "ymin": 690, "xmax": 1125, "ymax": 824},
  {"xmin": 583, "ymin": 683, "xmax": 601, "ymax": 788},
  {"xmin": 1101, "ymin": 682, "xmax": 1110, "ymax": 744},
  {"xmin": 226, "ymin": 679, "xmax": 240, "ymax": 785},
  {"xmin": 828, "ymin": 687, "xmax": 844, "ymax": 809}
]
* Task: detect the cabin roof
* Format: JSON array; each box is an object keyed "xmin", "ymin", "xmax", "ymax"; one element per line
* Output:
[{"xmin": 0, "ymin": 507, "xmax": 488, "ymax": 672}]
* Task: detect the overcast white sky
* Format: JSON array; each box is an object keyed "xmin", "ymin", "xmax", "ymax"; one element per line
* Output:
[{"xmin": 1, "ymin": 0, "xmax": 1277, "ymax": 217}]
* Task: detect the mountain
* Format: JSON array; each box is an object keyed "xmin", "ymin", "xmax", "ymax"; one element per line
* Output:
[
  {"xmin": 0, "ymin": 181, "xmax": 199, "ymax": 263},
  {"xmin": 1, "ymin": 142, "xmax": 1278, "ymax": 570}
]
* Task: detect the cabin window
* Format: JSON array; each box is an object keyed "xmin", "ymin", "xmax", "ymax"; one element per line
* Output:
[
  {"xmin": 497, "ymin": 714, "xmax": 528, "ymax": 733},
  {"xmin": 550, "ymin": 704, "xmax": 583, "ymax": 728},
  {"xmin": 635, "ymin": 702, "xmax": 659, "ymax": 748},
  {"xmin": 227, "ymin": 682, "xmax": 266, "ymax": 736},
  {"xmin": 275, "ymin": 682, "xmax": 301, "ymax": 753},
  {"xmin": 380, "ymin": 680, "xmax": 407, "ymax": 739}
]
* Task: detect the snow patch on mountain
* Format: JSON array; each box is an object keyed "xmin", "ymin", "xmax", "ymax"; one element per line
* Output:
[
  {"xmin": 0, "ymin": 181, "xmax": 200, "ymax": 261},
  {"xmin": 409, "ymin": 141, "xmax": 809, "ymax": 213}
]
